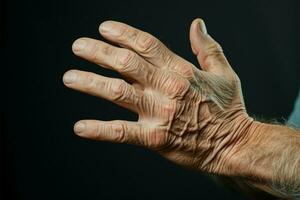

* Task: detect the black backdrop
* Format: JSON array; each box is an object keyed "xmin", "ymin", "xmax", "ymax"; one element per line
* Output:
[{"xmin": 1, "ymin": 0, "xmax": 300, "ymax": 199}]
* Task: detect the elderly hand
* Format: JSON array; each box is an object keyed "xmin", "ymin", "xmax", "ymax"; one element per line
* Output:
[{"xmin": 63, "ymin": 19, "xmax": 254, "ymax": 176}]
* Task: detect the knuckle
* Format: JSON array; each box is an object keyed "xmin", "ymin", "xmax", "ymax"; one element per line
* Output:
[
  {"xmin": 175, "ymin": 63, "xmax": 195, "ymax": 78},
  {"xmin": 136, "ymin": 33, "xmax": 158, "ymax": 53},
  {"xmin": 111, "ymin": 123, "xmax": 125, "ymax": 142},
  {"xmin": 203, "ymin": 42, "xmax": 224, "ymax": 61},
  {"xmin": 116, "ymin": 50, "xmax": 136, "ymax": 71},
  {"xmin": 174, "ymin": 78, "xmax": 190, "ymax": 95},
  {"xmin": 111, "ymin": 80, "xmax": 127, "ymax": 101},
  {"xmin": 202, "ymin": 41, "xmax": 225, "ymax": 66},
  {"xmin": 206, "ymin": 42, "xmax": 223, "ymax": 56},
  {"xmin": 94, "ymin": 122, "xmax": 103, "ymax": 139},
  {"xmin": 164, "ymin": 74, "xmax": 190, "ymax": 98},
  {"xmin": 84, "ymin": 73, "xmax": 98, "ymax": 91}
]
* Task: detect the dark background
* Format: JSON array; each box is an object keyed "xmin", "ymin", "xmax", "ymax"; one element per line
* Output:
[{"xmin": 1, "ymin": 0, "xmax": 300, "ymax": 199}]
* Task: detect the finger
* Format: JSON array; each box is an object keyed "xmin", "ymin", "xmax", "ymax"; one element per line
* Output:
[
  {"xmin": 73, "ymin": 120, "xmax": 167, "ymax": 149},
  {"xmin": 72, "ymin": 37, "xmax": 156, "ymax": 85},
  {"xmin": 99, "ymin": 21, "xmax": 195, "ymax": 78},
  {"xmin": 63, "ymin": 69, "xmax": 143, "ymax": 113},
  {"xmin": 71, "ymin": 38, "xmax": 190, "ymax": 99},
  {"xmin": 189, "ymin": 18, "xmax": 232, "ymax": 75}
]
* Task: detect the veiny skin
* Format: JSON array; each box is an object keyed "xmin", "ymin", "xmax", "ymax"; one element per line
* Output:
[
  {"xmin": 63, "ymin": 18, "xmax": 252, "ymax": 174},
  {"xmin": 63, "ymin": 19, "xmax": 300, "ymax": 198}
]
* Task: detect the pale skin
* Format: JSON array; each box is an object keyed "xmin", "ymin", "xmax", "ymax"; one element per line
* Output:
[{"xmin": 63, "ymin": 19, "xmax": 300, "ymax": 199}]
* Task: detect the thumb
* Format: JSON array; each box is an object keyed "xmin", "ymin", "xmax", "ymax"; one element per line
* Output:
[{"xmin": 189, "ymin": 18, "xmax": 231, "ymax": 75}]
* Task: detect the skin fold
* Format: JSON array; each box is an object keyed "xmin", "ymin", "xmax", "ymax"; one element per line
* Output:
[{"xmin": 63, "ymin": 19, "xmax": 300, "ymax": 199}]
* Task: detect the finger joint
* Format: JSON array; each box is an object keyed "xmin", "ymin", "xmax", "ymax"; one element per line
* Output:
[
  {"xmin": 111, "ymin": 123, "xmax": 125, "ymax": 143},
  {"xmin": 111, "ymin": 80, "xmax": 128, "ymax": 101},
  {"xmin": 136, "ymin": 33, "xmax": 158, "ymax": 54},
  {"xmin": 116, "ymin": 50, "xmax": 136, "ymax": 72}
]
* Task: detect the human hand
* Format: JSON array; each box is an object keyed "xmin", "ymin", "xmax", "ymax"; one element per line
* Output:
[{"xmin": 63, "ymin": 19, "xmax": 254, "ymax": 176}]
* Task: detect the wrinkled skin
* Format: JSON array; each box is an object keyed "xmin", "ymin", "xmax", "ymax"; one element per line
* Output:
[{"xmin": 63, "ymin": 19, "xmax": 254, "ymax": 176}]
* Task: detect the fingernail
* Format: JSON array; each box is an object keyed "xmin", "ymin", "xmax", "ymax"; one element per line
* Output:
[
  {"xmin": 74, "ymin": 122, "xmax": 85, "ymax": 134},
  {"xmin": 63, "ymin": 71, "xmax": 77, "ymax": 84},
  {"xmin": 198, "ymin": 19, "xmax": 207, "ymax": 35},
  {"xmin": 72, "ymin": 39, "xmax": 87, "ymax": 52},
  {"xmin": 99, "ymin": 21, "xmax": 121, "ymax": 36}
]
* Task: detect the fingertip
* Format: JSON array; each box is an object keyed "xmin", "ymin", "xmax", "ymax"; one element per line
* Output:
[
  {"xmin": 198, "ymin": 18, "xmax": 207, "ymax": 35},
  {"xmin": 99, "ymin": 20, "xmax": 123, "ymax": 37},
  {"xmin": 190, "ymin": 18, "xmax": 202, "ymax": 55},
  {"xmin": 99, "ymin": 20, "xmax": 114, "ymax": 33},
  {"xmin": 191, "ymin": 18, "xmax": 207, "ymax": 35},
  {"xmin": 74, "ymin": 121, "xmax": 86, "ymax": 135},
  {"xmin": 191, "ymin": 18, "xmax": 201, "ymax": 27},
  {"xmin": 63, "ymin": 70, "xmax": 78, "ymax": 85},
  {"xmin": 72, "ymin": 37, "xmax": 88, "ymax": 53}
]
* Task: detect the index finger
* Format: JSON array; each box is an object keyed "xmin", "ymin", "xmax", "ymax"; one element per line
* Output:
[{"xmin": 99, "ymin": 21, "xmax": 195, "ymax": 77}]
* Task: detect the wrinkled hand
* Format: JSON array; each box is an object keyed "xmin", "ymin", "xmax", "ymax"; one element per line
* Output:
[{"xmin": 63, "ymin": 19, "xmax": 254, "ymax": 175}]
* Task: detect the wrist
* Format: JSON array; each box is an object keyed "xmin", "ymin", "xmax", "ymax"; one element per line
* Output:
[
  {"xmin": 222, "ymin": 120, "xmax": 263, "ymax": 173},
  {"xmin": 221, "ymin": 119, "xmax": 277, "ymax": 182},
  {"xmin": 218, "ymin": 120, "xmax": 300, "ymax": 198},
  {"xmin": 211, "ymin": 112, "xmax": 257, "ymax": 176},
  {"xmin": 198, "ymin": 108, "xmax": 255, "ymax": 175}
]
